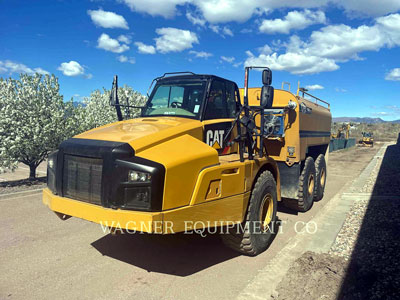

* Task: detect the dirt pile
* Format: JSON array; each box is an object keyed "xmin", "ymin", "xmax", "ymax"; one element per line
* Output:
[{"xmin": 272, "ymin": 251, "xmax": 348, "ymax": 300}]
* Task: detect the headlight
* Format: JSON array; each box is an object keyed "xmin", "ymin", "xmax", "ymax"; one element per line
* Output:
[
  {"xmin": 128, "ymin": 170, "xmax": 151, "ymax": 182},
  {"xmin": 124, "ymin": 187, "xmax": 151, "ymax": 209},
  {"xmin": 47, "ymin": 150, "xmax": 58, "ymax": 194}
]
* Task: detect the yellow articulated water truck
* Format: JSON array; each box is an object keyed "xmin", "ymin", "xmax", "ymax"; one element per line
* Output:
[{"xmin": 43, "ymin": 67, "xmax": 331, "ymax": 255}]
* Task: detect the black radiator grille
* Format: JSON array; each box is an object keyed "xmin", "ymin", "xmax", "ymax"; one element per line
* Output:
[{"xmin": 63, "ymin": 155, "xmax": 103, "ymax": 205}]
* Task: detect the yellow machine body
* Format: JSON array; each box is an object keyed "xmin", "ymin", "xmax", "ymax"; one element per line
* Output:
[
  {"xmin": 239, "ymin": 87, "xmax": 331, "ymax": 198},
  {"xmin": 43, "ymin": 72, "xmax": 330, "ymax": 236},
  {"xmin": 43, "ymin": 116, "xmax": 281, "ymax": 233}
]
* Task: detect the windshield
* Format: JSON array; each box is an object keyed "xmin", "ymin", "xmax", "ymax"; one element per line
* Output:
[{"xmin": 142, "ymin": 81, "xmax": 206, "ymax": 119}]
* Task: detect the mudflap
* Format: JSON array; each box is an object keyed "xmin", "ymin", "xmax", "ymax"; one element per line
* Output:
[{"xmin": 277, "ymin": 161, "xmax": 300, "ymax": 199}]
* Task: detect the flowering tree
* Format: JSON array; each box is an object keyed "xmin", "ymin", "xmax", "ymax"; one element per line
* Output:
[
  {"xmin": 0, "ymin": 74, "xmax": 76, "ymax": 178},
  {"xmin": 0, "ymin": 73, "xmax": 146, "ymax": 180},
  {"xmin": 75, "ymin": 85, "xmax": 147, "ymax": 133}
]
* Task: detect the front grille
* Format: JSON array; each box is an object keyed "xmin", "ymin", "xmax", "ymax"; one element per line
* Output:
[{"xmin": 62, "ymin": 155, "xmax": 103, "ymax": 205}]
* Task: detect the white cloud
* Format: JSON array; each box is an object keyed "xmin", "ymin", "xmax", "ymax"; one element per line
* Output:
[
  {"xmin": 189, "ymin": 50, "xmax": 213, "ymax": 58},
  {"xmin": 186, "ymin": 12, "xmax": 206, "ymax": 27},
  {"xmin": 305, "ymin": 84, "xmax": 324, "ymax": 90},
  {"xmin": 0, "ymin": 60, "xmax": 49, "ymax": 75},
  {"xmin": 209, "ymin": 24, "xmax": 220, "ymax": 34},
  {"xmin": 57, "ymin": 61, "xmax": 85, "ymax": 76},
  {"xmin": 335, "ymin": 0, "xmax": 400, "ymax": 17},
  {"xmin": 117, "ymin": 55, "xmax": 136, "ymax": 64},
  {"xmin": 118, "ymin": 34, "xmax": 131, "ymax": 44},
  {"xmin": 119, "ymin": 0, "xmax": 400, "ymax": 23},
  {"xmin": 257, "ymin": 44, "xmax": 273, "ymax": 54},
  {"xmin": 246, "ymin": 13, "xmax": 400, "ymax": 75},
  {"xmin": 385, "ymin": 68, "xmax": 400, "ymax": 81},
  {"xmin": 220, "ymin": 56, "xmax": 242, "ymax": 67},
  {"xmin": 97, "ymin": 33, "xmax": 129, "ymax": 53},
  {"xmin": 195, "ymin": 0, "xmax": 261, "ymax": 23},
  {"xmin": 376, "ymin": 14, "xmax": 400, "ymax": 46},
  {"xmin": 209, "ymin": 25, "xmax": 234, "ymax": 37},
  {"xmin": 245, "ymin": 51, "xmax": 339, "ymax": 74},
  {"xmin": 221, "ymin": 56, "xmax": 235, "ymax": 63},
  {"xmin": 134, "ymin": 42, "xmax": 156, "ymax": 54},
  {"xmin": 259, "ymin": 10, "xmax": 326, "ymax": 34},
  {"xmin": 385, "ymin": 105, "xmax": 400, "ymax": 115},
  {"xmin": 32, "ymin": 67, "xmax": 49, "ymax": 75},
  {"xmin": 304, "ymin": 24, "xmax": 385, "ymax": 61},
  {"xmin": 121, "ymin": 0, "xmax": 186, "ymax": 18},
  {"xmin": 155, "ymin": 27, "xmax": 198, "ymax": 53},
  {"xmin": 222, "ymin": 26, "xmax": 234, "ymax": 36},
  {"xmin": 87, "ymin": 9, "xmax": 129, "ymax": 29},
  {"xmin": 335, "ymin": 88, "xmax": 347, "ymax": 92},
  {"xmin": 372, "ymin": 111, "xmax": 391, "ymax": 116}
]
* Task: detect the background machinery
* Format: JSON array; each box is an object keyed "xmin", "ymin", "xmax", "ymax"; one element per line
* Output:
[{"xmin": 359, "ymin": 132, "xmax": 374, "ymax": 147}]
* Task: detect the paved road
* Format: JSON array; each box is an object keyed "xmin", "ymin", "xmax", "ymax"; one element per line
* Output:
[{"xmin": 0, "ymin": 145, "xmax": 380, "ymax": 300}]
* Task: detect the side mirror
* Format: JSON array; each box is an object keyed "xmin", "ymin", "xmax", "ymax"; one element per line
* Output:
[
  {"xmin": 261, "ymin": 86, "xmax": 274, "ymax": 108},
  {"xmin": 109, "ymin": 75, "xmax": 118, "ymax": 106},
  {"xmin": 262, "ymin": 68, "xmax": 272, "ymax": 86}
]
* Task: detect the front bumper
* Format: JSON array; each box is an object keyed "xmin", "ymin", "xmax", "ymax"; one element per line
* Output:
[
  {"xmin": 43, "ymin": 188, "xmax": 249, "ymax": 234},
  {"xmin": 43, "ymin": 188, "xmax": 163, "ymax": 233}
]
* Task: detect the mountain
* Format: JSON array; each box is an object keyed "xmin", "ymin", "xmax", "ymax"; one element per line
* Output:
[{"xmin": 333, "ymin": 117, "xmax": 400, "ymax": 124}]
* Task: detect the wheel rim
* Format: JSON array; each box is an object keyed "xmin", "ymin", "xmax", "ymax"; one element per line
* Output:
[
  {"xmin": 308, "ymin": 174, "xmax": 315, "ymax": 195},
  {"xmin": 259, "ymin": 193, "xmax": 274, "ymax": 232},
  {"xmin": 320, "ymin": 168, "xmax": 326, "ymax": 187}
]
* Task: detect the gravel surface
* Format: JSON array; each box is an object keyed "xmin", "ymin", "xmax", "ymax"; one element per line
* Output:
[
  {"xmin": 335, "ymin": 142, "xmax": 400, "ymax": 300},
  {"xmin": 273, "ymin": 142, "xmax": 400, "ymax": 300}
]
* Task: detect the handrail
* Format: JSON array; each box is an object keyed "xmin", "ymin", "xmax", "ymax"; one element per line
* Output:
[
  {"xmin": 161, "ymin": 71, "xmax": 196, "ymax": 78},
  {"xmin": 146, "ymin": 71, "xmax": 196, "ymax": 97},
  {"xmin": 298, "ymin": 88, "xmax": 330, "ymax": 109},
  {"xmin": 281, "ymin": 81, "xmax": 291, "ymax": 92}
]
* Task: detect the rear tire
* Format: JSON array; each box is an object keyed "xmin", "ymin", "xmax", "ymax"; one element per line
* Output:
[
  {"xmin": 221, "ymin": 170, "xmax": 277, "ymax": 256},
  {"xmin": 285, "ymin": 157, "xmax": 316, "ymax": 212},
  {"xmin": 314, "ymin": 154, "xmax": 327, "ymax": 201}
]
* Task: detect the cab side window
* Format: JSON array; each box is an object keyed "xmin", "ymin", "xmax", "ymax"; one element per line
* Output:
[
  {"xmin": 204, "ymin": 80, "xmax": 228, "ymax": 120},
  {"xmin": 225, "ymin": 82, "xmax": 237, "ymax": 118}
]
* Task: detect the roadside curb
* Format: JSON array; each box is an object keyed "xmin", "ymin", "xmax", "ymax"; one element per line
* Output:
[
  {"xmin": 0, "ymin": 188, "xmax": 43, "ymax": 200},
  {"xmin": 237, "ymin": 143, "xmax": 389, "ymax": 300}
]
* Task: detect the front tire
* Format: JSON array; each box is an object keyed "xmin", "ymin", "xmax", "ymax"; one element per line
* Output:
[{"xmin": 221, "ymin": 170, "xmax": 277, "ymax": 256}]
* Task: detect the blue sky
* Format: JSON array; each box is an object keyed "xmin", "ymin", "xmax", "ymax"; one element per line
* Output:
[{"xmin": 1, "ymin": 0, "xmax": 400, "ymax": 120}]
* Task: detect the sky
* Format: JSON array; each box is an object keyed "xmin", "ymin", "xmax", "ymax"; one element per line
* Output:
[{"xmin": 1, "ymin": 0, "xmax": 400, "ymax": 120}]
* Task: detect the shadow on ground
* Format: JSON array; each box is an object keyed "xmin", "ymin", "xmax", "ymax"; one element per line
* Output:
[
  {"xmin": 91, "ymin": 232, "xmax": 240, "ymax": 276},
  {"xmin": 337, "ymin": 137, "xmax": 400, "ymax": 299},
  {"xmin": 0, "ymin": 176, "xmax": 46, "ymax": 188},
  {"xmin": 92, "ymin": 217, "xmax": 281, "ymax": 276},
  {"xmin": 278, "ymin": 200, "xmax": 299, "ymax": 215}
]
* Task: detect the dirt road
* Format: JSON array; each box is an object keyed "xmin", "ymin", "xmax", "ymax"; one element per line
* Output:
[{"xmin": 0, "ymin": 145, "xmax": 380, "ymax": 300}]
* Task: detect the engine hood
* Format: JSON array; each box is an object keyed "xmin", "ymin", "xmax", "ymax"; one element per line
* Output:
[{"xmin": 74, "ymin": 117, "xmax": 203, "ymax": 154}]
